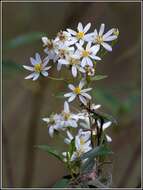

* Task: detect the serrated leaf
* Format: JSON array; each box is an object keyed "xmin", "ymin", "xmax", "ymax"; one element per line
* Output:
[
  {"xmin": 35, "ymin": 145, "xmax": 63, "ymax": 162},
  {"xmin": 91, "ymin": 75, "xmax": 108, "ymax": 81},
  {"xmin": 52, "ymin": 178, "xmax": 70, "ymax": 188},
  {"xmin": 4, "ymin": 32, "xmax": 45, "ymax": 50}
]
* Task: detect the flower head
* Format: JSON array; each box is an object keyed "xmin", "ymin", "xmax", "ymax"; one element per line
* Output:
[
  {"xmin": 92, "ymin": 23, "xmax": 118, "ymax": 51},
  {"xmin": 75, "ymin": 42, "xmax": 101, "ymax": 67},
  {"xmin": 97, "ymin": 120, "xmax": 112, "ymax": 142},
  {"xmin": 23, "ymin": 53, "xmax": 51, "ymax": 80},
  {"xmin": 64, "ymin": 80, "xmax": 92, "ymax": 105},
  {"xmin": 43, "ymin": 114, "xmax": 62, "ymax": 137},
  {"xmin": 67, "ymin": 22, "xmax": 92, "ymax": 44}
]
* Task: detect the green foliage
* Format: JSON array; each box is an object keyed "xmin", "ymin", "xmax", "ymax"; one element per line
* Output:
[
  {"xmin": 35, "ymin": 145, "xmax": 63, "ymax": 162},
  {"xmin": 81, "ymin": 145, "xmax": 113, "ymax": 171},
  {"xmin": 4, "ymin": 32, "xmax": 45, "ymax": 50},
  {"xmin": 91, "ymin": 75, "xmax": 108, "ymax": 81},
  {"xmin": 3, "ymin": 60, "xmax": 23, "ymax": 74},
  {"xmin": 52, "ymin": 178, "xmax": 70, "ymax": 188}
]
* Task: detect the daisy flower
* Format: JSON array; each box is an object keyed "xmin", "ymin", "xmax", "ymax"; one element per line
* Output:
[
  {"xmin": 42, "ymin": 37, "xmax": 58, "ymax": 61},
  {"xmin": 60, "ymin": 101, "xmax": 82, "ymax": 128},
  {"xmin": 42, "ymin": 114, "xmax": 62, "ymax": 137},
  {"xmin": 23, "ymin": 53, "xmax": 51, "ymax": 81},
  {"xmin": 64, "ymin": 80, "xmax": 92, "ymax": 105},
  {"xmin": 92, "ymin": 23, "xmax": 118, "ymax": 52},
  {"xmin": 58, "ymin": 53, "xmax": 85, "ymax": 77},
  {"xmin": 67, "ymin": 22, "xmax": 92, "ymax": 44},
  {"xmin": 76, "ymin": 42, "xmax": 101, "ymax": 67},
  {"xmin": 55, "ymin": 44, "xmax": 74, "ymax": 71},
  {"xmin": 54, "ymin": 30, "xmax": 73, "ymax": 46}
]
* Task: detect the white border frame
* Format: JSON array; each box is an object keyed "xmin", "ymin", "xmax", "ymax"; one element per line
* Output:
[{"xmin": 0, "ymin": 0, "xmax": 142, "ymax": 189}]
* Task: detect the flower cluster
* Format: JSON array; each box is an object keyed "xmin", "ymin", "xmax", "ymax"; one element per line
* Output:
[{"xmin": 23, "ymin": 22, "xmax": 119, "ymax": 185}]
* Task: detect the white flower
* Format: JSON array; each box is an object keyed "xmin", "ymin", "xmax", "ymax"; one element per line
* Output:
[
  {"xmin": 91, "ymin": 104, "xmax": 101, "ymax": 111},
  {"xmin": 71, "ymin": 129, "xmax": 92, "ymax": 161},
  {"xmin": 54, "ymin": 30, "xmax": 73, "ymax": 46},
  {"xmin": 92, "ymin": 23, "xmax": 118, "ymax": 52},
  {"xmin": 60, "ymin": 101, "xmax": 82, "ymax": 128},
  {"xmin": 75, "ymin": 42, "xmax": 101, "ymax": 67},
  {"xmin": 55, "ymin": 44, "xmax": 74, "ymax": 71},
  {"xmin": 97, "ymin": 120, "xmax": 112, "ymax": 142},
  {"xmin": 23, "ymin": 53, "xmax": 51, "ymax": 81},
  {"xmin": 67, "ymin": 22, "xmax": 92, "ymax": 44},
  {"xmin": 42, "ymin": 114, "xmax": 62, "ymax": 137},
  {"xmin": 42, "ymin": 37, "xmax": 58, "ymax": 61},
  {"xmin": 64, "ymin": 80, "xmax": 92, "ymax": 105},
  {"xmin": 64, "ymin": 130, "xmax": 74, "ymax": 144},
  {"xmin": 58, "ymin": 53, "xmax": 85, "ymax": 77}
]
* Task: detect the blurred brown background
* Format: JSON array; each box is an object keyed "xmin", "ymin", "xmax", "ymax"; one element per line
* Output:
[{"xmin": 2, "ymin": 2, "xmax": 141, "ymax": 188}]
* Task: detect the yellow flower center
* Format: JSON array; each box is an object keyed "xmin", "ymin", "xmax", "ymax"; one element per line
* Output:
[
  {"xmin": 34, "ymin": 63, "xmax": 42, "ymax": 73},
  {"xmin": 76, "ymin": 31, "xmax": 84, "ymax": 39},
  {"xmin": 80, "ymin": 138, "xmax": 85, "ymax": 145},
  {"xmin": 82, "ymin": 50, "xmax": 89, "ymax": 57},
  {"xmin": 74, "ymin": 87, "xmax": 81, "ymax": 94},
  {"xmin": 62, "ymin": 112, "xmax": 71, "ymax": 120},
  {"xmin": 96, "ymin": 35, "xmax": 103, "ymax": 44}
]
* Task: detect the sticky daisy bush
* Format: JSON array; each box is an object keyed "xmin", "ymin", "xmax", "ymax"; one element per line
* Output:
[{"xmin": 23, "ymin": 22, "xmax": 119, "ymax": 188}]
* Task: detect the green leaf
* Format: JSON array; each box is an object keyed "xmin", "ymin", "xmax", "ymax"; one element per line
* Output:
[
  {"xmin": 91, "ymin": 75, "xmax": 108, "ymax": 81},
  {"xmin": 4, "ymin": 32, "xmax": 45, "ymax": 50},
  {"xmin": 52, "ymin": 178, "xmax": 70, "ymax": 188},
  {"xmin": 35, "ymin": 145, "xmax": 63, "ymax": 162},
  {"xmin": 81, "ymin": 146, "xmax": 113, "ymax": 172}
]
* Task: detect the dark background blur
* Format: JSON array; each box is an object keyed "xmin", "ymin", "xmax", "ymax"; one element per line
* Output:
[{"xmin": 2, "ymin": 2, "xmax": 141, "ymax": 188}]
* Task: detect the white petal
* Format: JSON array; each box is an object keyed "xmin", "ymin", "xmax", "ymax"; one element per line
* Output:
[
  {"xmin": 32, "ymin": 73, "xmax": 40, "ymax": 81},
  {"xmin": 43, "ymin": 66, "xmax": 51, "ymax": 71},
  {"xmin": 64, "ymin": 92, "xmax": 73, "ymax": 97},
  {"xmin": 58, "ymin": 59, "xmax": 69, "ymax": 65},
  {"xmin": 81, "ymin": 92, "xmax": 91, "ymax": 100},
  {"xmin": 67, "ymin": 130, "xmax": 73, "ymax": 140},
  {"xmin": 77, "ymin": 22, "xmax": 83, "ymax": 32},
  {"xmin": 43, "ymin": 57, "xmax": 49, "ymax": 67},
  {"xmin": 67, "ymin": 29, "xmax": 77, "ymax": 35},
  {"xmin": 57, "ymin": 62, "xmax": 62, "ymax": 71},
  {"xmin": 72, "ymin": 66, "xmax": 77, "ymax": 77},
  {"xmin": 79, "ymin": 80, "xmax": 85, "ymax": 89},
  {"xmin": 86, "ymin": 42, "xmax": 91, "ymax": 51},
  {"xmin": 23, "ymin": 65, "xmax": 34, "ymax": 71},
  {"xmin": 42, "ymin": 118, "xmax": 50, "ymax": 123},
  {"xmin": 24, "ymin": 73, "xmax": 35, "ymax": 80},
  {"xmin": 49, "ymin": 126, "xmax": 54, "ymax": 137},
  {"xmin": 81, "ymin": 88, "xmax": 92, "ymax": 93},
  {"xmin": 64, "ymin": 101, "xmax": 70, "ymax": 113},
  {"xmin": 83, "ymin": 23, "xmax": 91, "ymax": 33},
  {"xmin": 86, "ymin": 57, "xmax": 93, "ymax": 67},
  {"xmin": 79, "ymin": 95, "xmax": 87, "ymax": 105},
  {"xmin": 41, "ymin": 71, "xmax": 48, "ymax": 77},
  {"xmin": 35, "ymin": 53, "xmax": 42, "ymax": 63},
  {"xmin": 42, "ymin": 36, "xmax": 48, "ymax": 44},
  {"xmin": 81, "ymin": 57, "xmax": 87, "ymax": 67},
  {"xmin": 30, "ymin": 57, "xmax": 37, "ymax": 65},
  {"xmin": 103, "ymin": 121, "xmax": 112, "ymax": 130},
  {"xmin": 68, "ymin": 84, "xmax": 75, "ymax": 91},
  {"xmin": 102, "ymin": 42, "xmax": 112, "ymax": 51},
  {"xmin": 99, "ymin": 23, "xmax": 105, "ymax": 36},
  {"xmin": 103, "ymin": 28, "xmax": 114, "ymax": 38},
  {"xmin": 106, "ymin": 135, "xmax": 112, "ymax": 142},
  {"xmin": 90, "ymin": 44, "xmax": 100, "ymax": 54},
  {"xmin": 90, "ymin": 55, "xmax": 101, "ymax": 61},
  {"xmin": 64, "ymin": 138, "xmax": 71, "ymax": 144},
  {"xmin": 103, "ymin": 35, "xmax": 117, "ymax": 42},
  {"xmin": 68, "ymin": 94, "xmax": 76, "ymax": 102}
]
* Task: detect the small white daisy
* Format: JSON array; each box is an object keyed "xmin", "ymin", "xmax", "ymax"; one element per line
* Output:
[
  {"xmin": 92, "ymin": 23, "xmax": 118, "ymax": 52},
  {"xmin": 42, "ymin": 114, "xmax": 62, "ymax": 137},
  {"xmin": 23, "ymin": 53, "xmax": 51, "ymax": 81},
  {"xmin": 64, "ymin": 80, "xmax": 92, "ymax": 105},
  {"xmin": 54, "ymin": 30, "xmax": 73, "ymax": 46},
  {"xmin": 58, "ymin": 53, "xmax": 85, "ymax": 77},
  {"xmin": 75, "ymin": 42, "xmax": 101, "ymax": 67},
  {"xmin": 60, "ymin": 101, "xmax": 82, "ymax": 128},
  {"xmin": 67, "ymin": 22, "xmax": 92, "ymax": 44},
  {"xmin": 42, "ymin": 37, "xmax": 58, "ymax": 61}
]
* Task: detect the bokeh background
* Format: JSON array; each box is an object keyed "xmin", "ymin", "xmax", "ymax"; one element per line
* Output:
[{"xmin": 2, "ymin": 2, "xmax": 141, "ymax": 188}]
